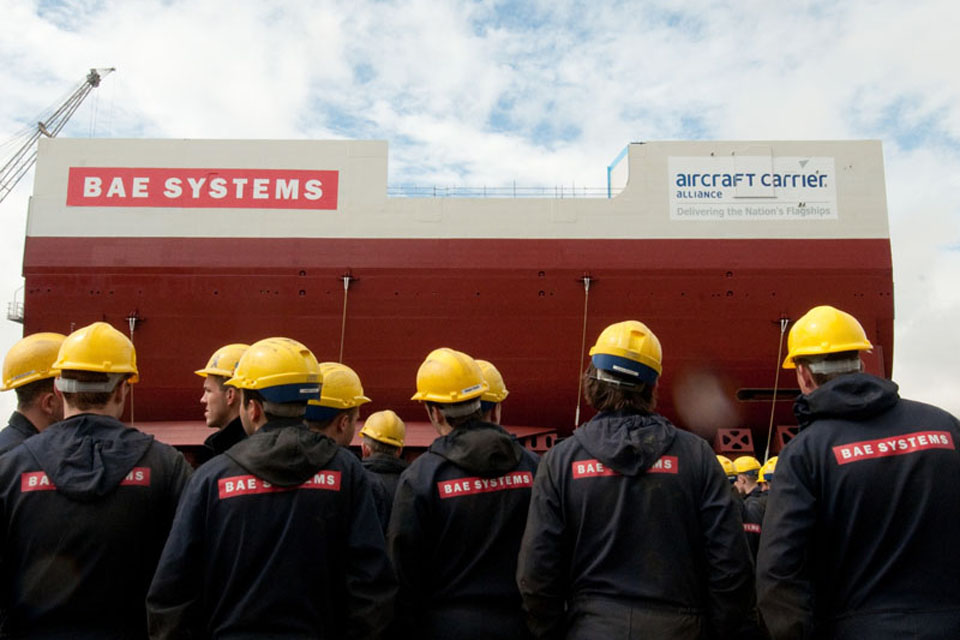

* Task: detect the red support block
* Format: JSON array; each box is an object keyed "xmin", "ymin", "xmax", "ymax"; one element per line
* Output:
[
  {"xmin": 714, "ymin": 428, "xmax": 755, "ymax": 455},
  {"xmin": 770, "ymin": 425, "xmax": 800, "ymax": 454}
]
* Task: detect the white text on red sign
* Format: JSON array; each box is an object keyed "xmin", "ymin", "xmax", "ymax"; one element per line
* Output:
[
  {"xmin": 571, "ymin": 456, "xmax": 679, "ymax": 478},
  {"xmin": 66, "ymin": 168, "xmax": 340, "ymax": 210},
  {"xmin": 218, "ymin": 472, "xmax": 341, "ymax": 499},
  {"xmin": 21, "ymin": 467, "xmax": 151, "ymax": 493},
  {"xmin": 832, "ymin": 431, "xmax": 955, "ymax": 465},
  {"xmin": 437, "ymin": 472, "xmax": 534, "ymax": 499}
]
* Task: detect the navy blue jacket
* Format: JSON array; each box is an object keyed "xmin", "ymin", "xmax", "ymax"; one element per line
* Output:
[
  {"xmin": 193, "ymin": 416, "xmax": 247, "ymax": 467},
  {"xmin": 757, "ymin": 374, "xmax": 960, "ymax": 638},
  {"xmin": 517, "ymin": 410, "xmax": 756, "ymax": 640},
  {"xmin": 0, "ymin": 413, "xmax": 191, "ymax": 638},
  {"xmin": 387, "ymin": 420, "xmax": 539, "ymax": 639},
  {"xmin": 742, "ymin": 486, "xmax": 765, "ymax": 561},
  {"xmin": 0, "ymin": 412, "xmax": 39, "ymax": 456},
  {"xmin": 147, "ymin": 419, "xmax": 396, "ymax": 639},
  {"xmin": 363, "ymin": 454, "xmax": 408, "ymax": 530}
]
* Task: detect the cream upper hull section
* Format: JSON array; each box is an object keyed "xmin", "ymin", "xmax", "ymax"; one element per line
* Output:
[{"xmin": 26, "ymin": 138, "xmax": 889, "ymax": 240}]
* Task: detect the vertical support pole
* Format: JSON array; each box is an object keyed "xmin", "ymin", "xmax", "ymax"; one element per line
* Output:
[
  {"xmin": 574, "ymin": 275, "xmax": 592, "ymax": 428},
  {"xmin": 764, "ymin": 317, "xmax": 790, "ymax": 463}
]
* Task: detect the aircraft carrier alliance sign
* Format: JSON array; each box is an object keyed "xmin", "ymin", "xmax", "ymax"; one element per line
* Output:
[{"xmin": 668, "ymin": 156, "xmax": 837, "ymax": 221}]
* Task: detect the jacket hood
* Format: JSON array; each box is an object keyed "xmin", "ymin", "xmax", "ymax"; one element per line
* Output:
[
  {"xmin": 429, "ymin": 420, "xmax": 524, "ymax": 477},
  {"xmin": 226, "ymin": 419, "xmax": 340, "ymax": 486},
  {"xmin": 362, "ymin": 453, "xmax": 408, "ymax": 475},
  {"xmin": 793, "ymin": 373, "xmax": 900, "ymax": 428},
  {"xmin": 573, "ymin": 410, "xmax": 676, "ymax": 476},
  {"xmin": 23, "ymin": 414, "xmax": 154, "ymax": 501}
]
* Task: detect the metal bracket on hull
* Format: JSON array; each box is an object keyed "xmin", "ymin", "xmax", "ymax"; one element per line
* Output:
[
  {"xmin": 339, "ymin": 274, "xmax": 355, "ymax": 362},
  {"xmin": 126, "ymin": 310, "xmax": 143, "ymax": 426}
]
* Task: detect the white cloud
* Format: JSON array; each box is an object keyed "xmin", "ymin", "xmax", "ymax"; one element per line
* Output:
[{"xmin": 2, "ymin": 0, "xmax": 960, "ymax": 420}]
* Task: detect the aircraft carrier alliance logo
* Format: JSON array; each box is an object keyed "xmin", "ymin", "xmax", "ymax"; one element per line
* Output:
[{"xmin": 668, "ymin": 156, "xmax": 837, "ymax": 221}]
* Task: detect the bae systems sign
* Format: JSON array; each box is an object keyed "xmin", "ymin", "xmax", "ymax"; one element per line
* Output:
[
  {"xmin": 66, "ymin": 167, "xmax": 339, "ymax": 210},
  {"xmin": 668, "ymin": 156, "xmax": 837, "ymax": 221}
]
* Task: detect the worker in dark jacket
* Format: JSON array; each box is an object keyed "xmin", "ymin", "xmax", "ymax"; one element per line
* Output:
[
  {"xmin": 360, "ymin": 409, "xmax": 408, "ymax": 502},
  {"xmin": 477, "ymin": 359, "xmax": 509, "ymax": 424},
  {"xmin": 0, "ymin": 322, "xmax": 191, "ymax": 639},
  {"xmin": 388, "ymin": 347, "xmax": 539, "ymax": 639},
  {"xmin": 733, "ymin": 455, "xmax": 765, "ymax": 560},
  {"xmin": 517, "ymin": 320, "xmax": 756, "ymax": 640},
  {"xmin": 147, "ymin": 338, "xmax": 395, "ymax": 639},
  {"xmin": 193, "ymin": 342, "xmax": 248, "ymax": 465},
  {"xmin": 0, "ymin": 332, "xmax": 65, "ymax": 455},
  {"xmin": 304, "ymin": 361, "xmax": 393, "ymax": 529},
  {"xmin": 757, "ymin": 305, "xmax": 960, "ymax": 639}
]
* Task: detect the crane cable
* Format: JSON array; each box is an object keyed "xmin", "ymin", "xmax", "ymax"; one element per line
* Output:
[
  {"xmin": 763, "ymin": 317, "xmax": 790, "ymax": 463},
  {"xmin": 573, "ymin": 276, "xmax": 592, "ymax": 429}
]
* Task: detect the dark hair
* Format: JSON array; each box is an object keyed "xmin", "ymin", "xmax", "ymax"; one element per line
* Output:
[
  {"xmin": 240, "ymin": 388, "xmax": 306, "ymax": 420},
  {"xmin": 59, "ymin": 370, "xmax": 121, "ymax": 410},
  {"xmin": 305, "ymin": 406, "xmax": 358, "ymax": 432},
  {"xmin": 794, "ymin": 350, "xmax": 862, "ymax": 386},
  {"xmin": 14, "ymin": 377, "xmax": 55, "ymax": 408},
  {"xmin": 363, "ymin": 435, "xmax": 400, "ymax": 456},
  {"xmin": 582, "ymin": 363, "xmax": 656, "ymax": 414},
  {"xmin": 425, "ymin": 401, "xmax": 483, "ymax": 428}
]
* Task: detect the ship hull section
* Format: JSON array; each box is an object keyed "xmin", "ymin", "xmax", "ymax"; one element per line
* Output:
[{"xmin": 23, "ymin": 236, "xmax": 893, "ymax": 439}]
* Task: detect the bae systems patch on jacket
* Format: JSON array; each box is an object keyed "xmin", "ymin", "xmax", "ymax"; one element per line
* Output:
[{"xmin": 758, "ymin": 374, "xmax": 960, "ymax": 638}]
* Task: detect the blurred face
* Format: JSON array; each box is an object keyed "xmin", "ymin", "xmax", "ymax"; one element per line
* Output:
[
  {"xmin": 335, "ymin": 408, "xmax": 360, "ymax": 447},
  {"xmin": 200, "ymin": 376, "xmax": 234, "ymax": 429}
]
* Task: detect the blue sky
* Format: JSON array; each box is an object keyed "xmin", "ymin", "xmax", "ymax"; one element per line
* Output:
[{"xmin": 1, "ymin": 0, "xmax": 959, "ymax": 415}]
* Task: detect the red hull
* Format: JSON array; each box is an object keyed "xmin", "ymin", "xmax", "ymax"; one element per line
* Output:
[{"xmin": 23, "ymin": 236, "xmax": 894, "ymax": 442}]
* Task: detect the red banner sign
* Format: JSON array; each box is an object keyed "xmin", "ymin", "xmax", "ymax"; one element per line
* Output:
[
  {"xmin": 218, "ymin": 471, "xmax": 341, "ymax": 499},
  {"xmin": 572, "ymin": 456, "xmax": 679, "ymax": 479},
  {"xmin": 832, "ymin": 431, "xmax": 954, "ymax": 465},
  {"xmin": 66, "ymin": 167, "xmax": 339, "ymax": 210},
  {"xmin": 21, "ymin": 467, "xmax": 151, "ymax": 492},
  {"xmin": 437, "ymin": 472, "xmax": 534, "ymax": 499}
]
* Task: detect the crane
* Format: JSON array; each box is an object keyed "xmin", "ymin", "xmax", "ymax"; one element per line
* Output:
[{"xmin": 0, "ymin": 67, "xmax": 114, "ymax": 205}]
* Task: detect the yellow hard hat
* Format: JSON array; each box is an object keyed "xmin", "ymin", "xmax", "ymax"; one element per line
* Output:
[
  {"xmin": 477, "ymin": 359, "xmax": 509, "ymax": 404},
  {"xmin": 411, "ymin": 348, "xmax": 487, "ymax": 404},
  {"xmin": 783, "ymin": 305, "xmax": 873, "ymax": 369},
  {"xmin": 195, "ymin": 343, "xmax": 249, "ymax": 378},
  {"xmin": 588, "ymin": 320, "xmax": 662, "ymax": 384},
  {"xmin": 316, "ymin": 362, "xmax": 371, "ymax": 409},
  {"xmin": 226, "ymin": 337, "xmax": 320, "ymax": 403},
  {"xmin": 1, "ymin": 332, "xmax": 67, "ymax": 391},
  {"xmin": 52, "ymin": 322, "xmax": 139, "ymax": 383},
  {"xmin": 716, "ymin": 455, "xmax": 736, "ymax": 477},
  {"xmin": 759, "ymin": 457, "xmax": 778, "ymax": 483},
  {"xmin": 360, "ymin": 409, "xmax": 406, "ymax": 448},
  {"xmin": 733, "ymin": 455, "xmax": 761, "ymax": 474}
]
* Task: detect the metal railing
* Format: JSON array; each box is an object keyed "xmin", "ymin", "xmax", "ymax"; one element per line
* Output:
[
  {"xmin": 387, "ymin": 184, "xmax": 620, "ymax": 198},
  {"xmin": 7, "ymin": 300, "xmax": 24, "ymax": 324}
]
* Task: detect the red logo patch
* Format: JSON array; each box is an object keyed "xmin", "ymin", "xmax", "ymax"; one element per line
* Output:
[
  {"xmin": 649, "ymin": 455, "xmax": 679, "ymax": 474},
  {"xmin": 832, "ymin": 431, "xmax": 954, "ymax": 465},
  {"xmin": 20, "ymin": 471, "xmax": 56, "ymax": 492},
  {"xmin": 21, "ymin": 466, "xmax": 151, "ymax": 492},
  {"xmin": 437, "ymin": 472, "xmax": 534, "ymax": 499},
  {"xmin": 572, "ymin": 459, "xmax": 618, "ymax": 478},
  {"xmin": 120, "ymin": 467, "xmax": 151, "ymax": 486},
  {"xmin": 572, "ymin": 456, "xmax": 679, "ymax": 479},
  {"xmin": 743, "ymin": 523, "xmax": 762, "ymax": 534},
  {"xmin": 67, "ymin": 167, "xmax": 339, "ymax": 210},
  {"xmin": 218, "ymin": 472, "xmax": 341, "ymax": 499}
]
